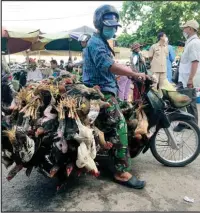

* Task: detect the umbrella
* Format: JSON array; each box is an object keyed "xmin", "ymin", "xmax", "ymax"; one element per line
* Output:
[
  {"xmin": 2, "ymin": 27, "xmax": 40, "ymax": 55},
  {"xmin": 30, "ymin": 37, "xmax": 53, "ymax": 51},
  {"xmin": 68, "ymin": 25, "xmax": 95, "ymax": 35},
  {"xmin": 43, "ymin": 32, "xmax": 82, "ymax": 52}
]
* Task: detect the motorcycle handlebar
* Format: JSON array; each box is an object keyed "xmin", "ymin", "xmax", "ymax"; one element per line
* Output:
[{"xmin": 131, "ymin": 75, "xmax": 155, "ymax": 85}]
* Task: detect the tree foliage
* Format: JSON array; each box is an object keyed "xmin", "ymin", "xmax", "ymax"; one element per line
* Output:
[{"xmin": 117, "ymin": 1, "xmax": 200, "ymax": 48}]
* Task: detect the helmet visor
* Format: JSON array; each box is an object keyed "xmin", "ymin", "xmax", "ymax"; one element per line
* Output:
[{"xmin": 103, "ymin": 14, "xmax": 122, "ymax": 27}]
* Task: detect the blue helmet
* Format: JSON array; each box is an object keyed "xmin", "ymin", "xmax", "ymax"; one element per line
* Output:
[{"xmin": 93, "ymin": 4, "xmax": 121, "ymax": 31}]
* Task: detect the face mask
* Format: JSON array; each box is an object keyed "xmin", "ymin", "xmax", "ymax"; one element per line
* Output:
[
  {"xmin": 183, "ymin": 32, "xmax": 189, "ymax": 39},
  {"xmin": 165, "ymin": 37, "xmax": 168, "ymax": 43},
  {"xmin": 102, "ymin": 26, "xmax": 116, "ymax": 40}
]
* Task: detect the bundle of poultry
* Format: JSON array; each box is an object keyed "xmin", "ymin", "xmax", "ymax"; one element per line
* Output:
[
  {"xmin": 2, "ymin": 76, "xmax": 121, "ymax": 184},
  {"xmin": 14, "ymin": 88, "xmax": 34, "ymax": 109},
  {"xmin": 20, "ymin": 97, "xmax": 41, "ymax": 120},
  {"xmin": 134, "ymin": 104, "xmax": 149, "ymax": 140},
  {"xmin": 55, "ymin": 96, "xmax": 77, "ymax": 120}
]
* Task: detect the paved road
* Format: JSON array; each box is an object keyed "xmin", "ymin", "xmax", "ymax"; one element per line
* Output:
[{"xmin": 2, "ymin": 105, "xmax": 200, "ymax": 211}]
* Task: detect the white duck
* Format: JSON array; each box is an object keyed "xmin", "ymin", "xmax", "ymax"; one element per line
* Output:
[
  {"xmin": 74, "ymin": 116, "xmax": 94, "ymax": 147},
  {"xmin": 76, "ymin": 142, "xmax": 99, "ymax": 176},
  {"xmin": 74, "ymin": 114, "xmax": 99, "ymax": 175}
]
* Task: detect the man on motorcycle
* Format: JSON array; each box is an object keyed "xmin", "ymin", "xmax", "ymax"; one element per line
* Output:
[{"xmin": 82, "ymin": 4, "xmax": 148, "ymax": 189}]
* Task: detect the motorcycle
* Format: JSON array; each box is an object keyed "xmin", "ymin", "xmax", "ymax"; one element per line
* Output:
[
  {"xmin": 2, "ymin": 78, "xmax": 200, "ymax": 190},
  {"xmin": 96, "ymin": 78, "xmax": 200, "ymax": 168}
]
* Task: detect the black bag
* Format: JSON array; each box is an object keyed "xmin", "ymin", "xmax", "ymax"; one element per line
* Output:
[
  {"xmin": 172, "ymin": 59, "xmax": 181, "ymax": 84},
  {"xmin": 172, "ymin": 67, "xmax": 179, "ymax": 84}
]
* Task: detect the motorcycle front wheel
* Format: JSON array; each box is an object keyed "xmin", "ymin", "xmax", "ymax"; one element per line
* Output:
[{"xmin": 150, "ymin": 117, "xmax": 200, "ymax": 167}]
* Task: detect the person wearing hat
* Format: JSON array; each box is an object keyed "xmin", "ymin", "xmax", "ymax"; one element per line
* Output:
[
  {"xmin": 74, "ymin": 34, "xmax": 91, "ymax": 68},
  {"xmin": 130, "ymin": 43, "xmax": 146, "ymax": 73},
  {"xmin": 174, "ymin": 20, "xmax": 200, "ymax": 131},
  {"xmin": 83, "ymin": 4, "xmax": 147, "ymax": 189},
  {"xmin": 72, "ymin": 34, "xmax": 92, "ymax": 81},
  {"xmin": 149, "ymin": 32, "xmax": 169, "ymax": 91},
  {"xmin": 130, "ymin": 43, "xmax": 147, "ymax": 100},
  {"xmin": 59, "ymin": 60, "xmax": 65, "ymax": 70}
]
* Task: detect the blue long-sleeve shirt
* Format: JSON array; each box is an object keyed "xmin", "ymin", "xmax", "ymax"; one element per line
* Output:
[
  {"xmin": 166, "ymin": 45, "xmax": 175, "ymax": 82},
  {"xmin": 83, "ymin": 33, "xmax": 117, "ymax": 95}
]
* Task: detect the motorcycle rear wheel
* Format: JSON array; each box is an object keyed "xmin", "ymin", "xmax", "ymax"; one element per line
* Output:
[{"xmin": 150, "ymin": 117, "xmax": 200, "ymax": 167}]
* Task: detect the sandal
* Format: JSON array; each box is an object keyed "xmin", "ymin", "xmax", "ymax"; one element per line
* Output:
[{"xmin": 114, "ymin": 175, "xmax": 146, "ymax": 189}]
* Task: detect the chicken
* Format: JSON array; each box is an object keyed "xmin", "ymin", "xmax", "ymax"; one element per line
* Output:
[
  {"xmin": 6, "ymin": 164, "xmax": 23, "ymax": 181},
  {"xmin": 2, "ymin": 150, "xmax": 14, "ymax": 169},
  {"xmin": 66, "ymin": 163, "xmax": 74, "ymax": 177},
  {"xmin": 55, "ymin": 120, "xmax": 68, "ymax": 154},
  {"xmin": 41, "ymin": 105, "xmax": 57, "ymax": 124},
  {"xmin": 76, "ymin": 142, "xmax": 99, "ymax": 176},
  {"xmin": 93, "ymin": 126, "xmax": 113, "ymax": 150},
  {"xmin": 74, "ymin": 115, "xmax": 94, "ymax": 147},
  {"xmin": 55, "ymin": 138, "xmax": 68, "ymax": 154},
  {"xmin": 73, "ymin": 113, "xmax": 99, "ymax": 176},
  {"xmin": 50, "ymin": 165, "xmax": 60, "ymax": 178},
  {"xmin": 134, "ymin": 109, "xmax": 148, "ymax": 137},
  {"xmin": 87, "ymin": 100, "xmax": 100, "ymax": 124},
  {"xmin": 65, "ymin": 84, "xmax": 104, "ymax": 100}
]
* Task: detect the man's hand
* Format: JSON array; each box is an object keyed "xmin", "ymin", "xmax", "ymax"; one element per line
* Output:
[
  {"xmin": 188, "ymin": 61, "xmax": 198, "ymax": 88},
  {"xmin": 187, "ymin": 79, "xmax": 194, "ymax": 88},
  {"xmin": 133, "ymin": 72, "xmax": 147, "ymax": 81}
]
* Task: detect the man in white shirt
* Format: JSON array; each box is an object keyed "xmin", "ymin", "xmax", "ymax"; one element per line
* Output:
[
  {"xmin": 27, "ymin": 61, "xmax": 43, "ymax": 82},
  {"xmin": 174, "ymin": 20, "xmax": 200, "ymax": 131}
]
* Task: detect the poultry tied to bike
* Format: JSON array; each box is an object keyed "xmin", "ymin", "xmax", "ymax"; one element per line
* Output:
[{"xmin": 2, "ymin": 75, "xmax": 114, "ymax": 189}]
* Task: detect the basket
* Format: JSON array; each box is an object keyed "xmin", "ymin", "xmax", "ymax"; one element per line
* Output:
[{"xmin": 162, "ymin": 89, "xmax": 192, "ymax": 108}]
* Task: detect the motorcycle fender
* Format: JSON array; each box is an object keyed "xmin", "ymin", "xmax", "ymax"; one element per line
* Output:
[{"xmin": 167, "ymin": 111, "xmax": 195, "ymax": 122}]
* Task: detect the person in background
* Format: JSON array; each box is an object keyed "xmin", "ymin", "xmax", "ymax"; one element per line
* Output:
[
  {"xmin": 117, "ymin": 43, "xmax": 146, "ymax": 101},
  {"xmin": 174, "ymin": 20, "xmax": 200, "ymax": 131},
  {"xmin": 117, "ymin": 73, "xmax": 132, "ymax": 101},
  {"xmin": 166, "ymin": 38, "xmax": 176, "ymax": 82},
  {"xmin": 59, "ymin": 60, "xmax": 65, "ymax": 70},
  {"xmin": 68, "ymin": 56, "xmax": 73, "ymax": 63},
  {"xmin": 130, "ymin": 43, "xmax": 147, "ymax": 101},
  {"xmin": 83, "ymin": 4, "xmax": 147, "ymax": 189},
  {"xmin": 27, "ymin": 60, "xmax": 43, "ymax": 82},
  {"xmin": 65, "ymin": 57, "xmax": 74, "ymax": 72},
  {"xmin": 149, "ymin": 32, "xmax": 169, "ymax": 91},
  {"xmin": 50, "ymin": 59, "xmax": 61, "ymax": 77},
  {"xmin": 74, "ymin": 34, "xmax": 91, "ymax": 68},
  {"xmin": 73, "ymin": 34, "xmax": 91, "ymax": 81},
  {"xmin": 130, "ymin": 43, "xmax": 146, "ymax": 73},
  {"xmin": 74, "ymin": 57, "xmax": 77, "ymax": 63},
  {"xmin": 39, "ymin": 60, "xmax": 47, "ymax": 68}
]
